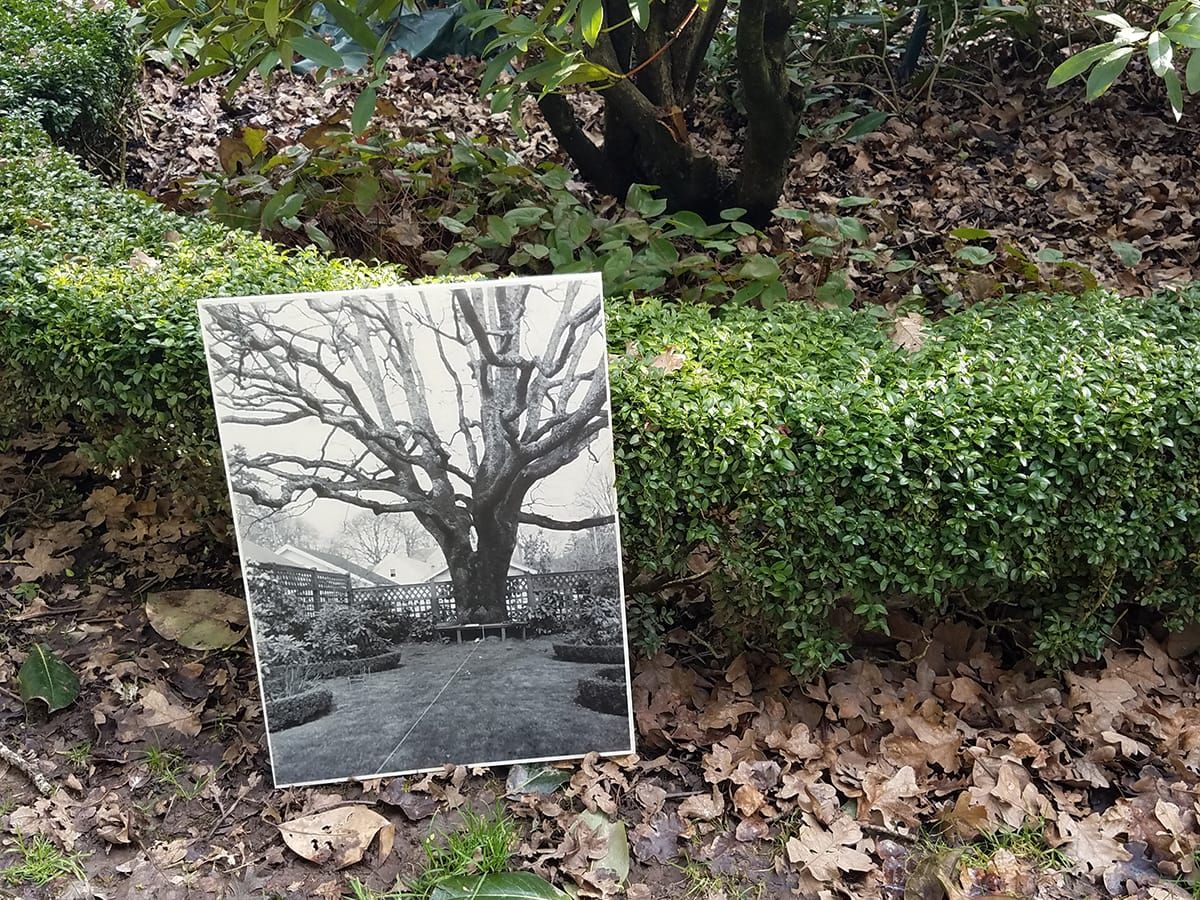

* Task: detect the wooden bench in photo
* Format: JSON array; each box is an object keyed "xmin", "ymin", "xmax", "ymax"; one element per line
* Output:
[{"xmin": 435, "ymin": 621, "xmax": 530, "ymax": 643}]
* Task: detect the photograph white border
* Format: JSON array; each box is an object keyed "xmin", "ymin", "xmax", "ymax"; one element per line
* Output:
[{"xmin": 197, "ymin": 273, "xmax": 636, "ymax": 788}]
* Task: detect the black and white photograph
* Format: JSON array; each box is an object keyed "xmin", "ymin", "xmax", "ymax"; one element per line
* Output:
[{"xmin": 198, "ymin": 274, "xmax": 633, "ymax": 787}]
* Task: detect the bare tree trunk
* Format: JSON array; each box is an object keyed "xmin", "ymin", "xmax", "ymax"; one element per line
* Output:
[{"xmin": 535, "ymin": 0, "xmax": 799, "ymax": 226}]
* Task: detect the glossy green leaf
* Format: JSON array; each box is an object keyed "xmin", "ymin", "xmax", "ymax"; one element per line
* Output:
[
  {"xmin": 430, "ymin": 873, "xmax": 570, "ymax": 900},
  {"xmin": 1086, "ymin": 46, "xmax": 1134, "ymax": 99},
  {"xmin": 950, "ymin": 227, "xmax": 993, "ymax": 241},
  {"xmin": 580, "ymin": 0, "xmax": 603, "ymax": 46},
  {"xmin": 628, "ymin": 0, "xmax": 650, "ymax": 28},
  {"xmin": 844, "ymin": 110, "xmax": 890, "ymax": 139},
  {"xmin": 351, "ymin": 84, "xmax": 377, "ymax": 135},
  {"xmin": 1164, "ymin": 67, "xmax": 1184, "ymax": 119},
  {"xmin": 292, "ymin": 34, "xmax": 345, "ymax": 70},
  {"xmin": 264, "ymin": 0, "xmax": 281, "ymax": 38},
  {"xmin": 1047, "ymin": 42, "xmax": 1115, "ymax": 87},
  {"xmin": 19, "ymin": 643, "xmax": 79, "ymax": 713},
  {"xmin": 322, "ymin": 0, "xmax": 380, "ymax": 51},
  {"xmin": 1149, "ymin": 31, "xmax": 1174, "ymax": 76},
  {"xmin": 1187, "ymin": 48, "xmax": 1200, "ymax": 93}
]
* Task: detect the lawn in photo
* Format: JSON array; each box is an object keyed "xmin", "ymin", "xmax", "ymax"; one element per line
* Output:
[{"xmin": 198, "ymin": 274, "xmax": 633, "ymax": 786}]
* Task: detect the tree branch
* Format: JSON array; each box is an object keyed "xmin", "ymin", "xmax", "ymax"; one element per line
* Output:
[{"xmin": 518, "ymin": 511, "xmax": 616, "ymax": 530}]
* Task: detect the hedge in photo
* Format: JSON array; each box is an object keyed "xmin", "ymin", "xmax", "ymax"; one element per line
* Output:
[
  {"xmin": 0, "ymin": 0, "xmax": 135, "ymax": 172},
  {"xmin": 4, "ymin": 119, "xmax": 1200, "ymax": 675},
  {"xmin": 266, "ymin": 689, "xmax": 335, "ymax": 731}
]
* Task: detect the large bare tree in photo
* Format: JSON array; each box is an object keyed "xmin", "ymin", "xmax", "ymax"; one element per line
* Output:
[{"xmin": 202, "ymin": 279, "xmax": 616, "ymax": 621}]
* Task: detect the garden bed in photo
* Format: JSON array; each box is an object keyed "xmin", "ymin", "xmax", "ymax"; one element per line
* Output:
[
  {"xmin": 265, "ymin": 687, "xmax": 335, "ymax": 731},
  {"xmin": 552, "ymin": 643, "xmax": 626, "ymax": 664},
  {"xmin": 575, "ymin": 667, "xmax": 628, "ymax": 716}
]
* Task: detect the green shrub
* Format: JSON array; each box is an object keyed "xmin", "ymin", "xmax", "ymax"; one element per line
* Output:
[
  {"xmin": 266, "ymin": 688, "xmax": 334, "ymax": 731},
  {"xmin": 610, "ymin": 293, "xmax": 1200, "ymax": 672},
  {"xmin": 5, "ymin": 119, "xmax": 1200, "ymax": 674},
  {"xmin": 0, "ymin": 121, "xmax": 404, "ymax": 501},
  {"xmin": 0, "ymin": 0, "xmax": 135, "ymax": 171}
]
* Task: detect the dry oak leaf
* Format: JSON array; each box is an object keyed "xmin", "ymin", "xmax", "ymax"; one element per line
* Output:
[
  {"xmin": 279, "ymin": 806, "xmax": 394, "ymax": 869},
  {"xmin": 116, "ymin": 686, "xmax": 202, "ymax": 741},
  {"xmin": 677, "ymin": 786, "xmax": 725, "ymax": 821},
  {"xmin": 889, "ymin": 311, "xmax": 927, "ymax": 352},
  {"xmin": 861, "ymin": 765, "xmax": 922, "ymax": 828},
  {"xmin": 1054, "ymin": 810, "xmax": 1131, "ymax": 876},
  {"xmin": 649, "ymin": 347, "xmax": 685, "ymax": 373},
  {"xmin": 785, "ymin": 819, "xmax": 874, "ymax": 883}
]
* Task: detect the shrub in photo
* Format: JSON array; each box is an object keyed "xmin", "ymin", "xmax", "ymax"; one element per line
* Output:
[
  {"xmin": 575, "ymin": 667, "xmax": 628, "ymax": 716},
  {"xmin": 266, "ymin": 688, "xmax": 334, "ymax": 731}
]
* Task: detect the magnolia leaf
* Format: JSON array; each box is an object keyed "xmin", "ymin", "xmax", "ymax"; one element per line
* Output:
[
  {"xmin": 1090, "ymin": 11, "xmax": 1133, "ymax": 30},
  {"xmin": 843, "ymin": 110, "xmax": 889, "ymax": 139},
  {"xmin": 322, "ymin": 0, "xmax": 379, "ymax": 51},
  {"xmin": 292, "ymin": 34, "xmax": 345, "ymax": 70},
  {"xmin": 430, "ymin": 873, "xmax": 569, "ymax": 900},
  {"xmin": 575, "ymin": 811, "xmax": 630, "ymax": 883},
  {"xmin": 351, "ymin": 84, "xmax": 378, "ymax": 136},
  {"xmin": 1188, "ymin": 48, "xmax": 1200, "ymax": 93},
  {"xmin": 145, "ymin": 589, "xmax": 248, "ymax": 650},
  {"xmin": 264, "ymin": 0, "xmax": 281, "ymax": 38},
  {"xmin": 279, "ymin": 806, "xmax": 394, "ymax": 869},
  {"xmin": 19, "ymin": 643, "xmax": 80, "ymax": 712},
  {"xmin": 1164, "ymin": 67, "xmax": 1185, "ymax": 120},
  {"xmin": 1048, "ymin": 42, "xmax": 1115, "ymax": 87},
  {"xmin": 580, "ymin": 0, "xmax": 603, "ymax": 46},
  {"xmin": 1149, "ymin": 30, "xmax": 1174, "ymax": 75},
  {"xmin": 1086, "ymin": 47, "xmax": 1134, "ymax": 100},
  {"xmin": 506, "ymin": 763, "xmax": 569, "ymax": 797}
]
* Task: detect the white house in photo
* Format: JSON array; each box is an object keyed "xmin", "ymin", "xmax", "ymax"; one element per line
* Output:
[
  {"xmin": 371, "ymin": 552, "xmax": 536, "ymax": 585},
  {"xmin": 426, "ymin": 560, "xmax": 536, "ymax": 582},
  {"xmin": 275, "ymin": 544, "xmax": 397, "ymax": 587},
  {"xmin": 373, "ymin": 552, "xmax": 442, "ymax": 585}
]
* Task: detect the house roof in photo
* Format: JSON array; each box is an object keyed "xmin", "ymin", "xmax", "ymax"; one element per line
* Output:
[
  {"xmin": 373, "ymin": 552, "xmax": 443, "ymax": 585},
  {"xmin": 277, "ymin": 544, "xmax": 397, "ymax": 586},
  {"xmin": 239, "ymin": 539, "xmax": 294, "ymax": 567}
]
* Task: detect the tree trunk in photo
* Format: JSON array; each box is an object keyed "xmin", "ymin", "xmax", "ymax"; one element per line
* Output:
[{"xmin": 445, "ymin": 536, "xmax": 518, "ymax": 622}]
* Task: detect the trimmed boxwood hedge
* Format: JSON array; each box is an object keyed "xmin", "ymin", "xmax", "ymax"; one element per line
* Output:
[
  {"xmin": 609, "ymin": 293, "xmax": 1200, "ymax": 672},
  {"xmin": 266, "ymin": 688, "xmax": 335, "ymax": 731},
  {"xmin": 4, "ymin": 119, "xmax": 1200, "ymax": 674},
  {"xmin": 0, "ymin": 121, "xmax": 405, "ymax": 503},
  {"xmin": 0, "ymin": 0, "xmax": 135, "ymax": 171}
]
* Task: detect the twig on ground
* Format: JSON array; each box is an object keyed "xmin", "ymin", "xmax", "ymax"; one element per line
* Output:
[{"xmin": 0, "ymin": 738, "xmax": 56, "ymax": 797}]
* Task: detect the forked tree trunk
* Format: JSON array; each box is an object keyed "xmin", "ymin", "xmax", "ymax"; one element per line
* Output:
[
  {"xmin": 441, "ymin": 501, "xmax": 520, "ymax": 621},
  {"xmin": 538, "ymin": 0, "xmax": 800, "ymax": 226}
]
